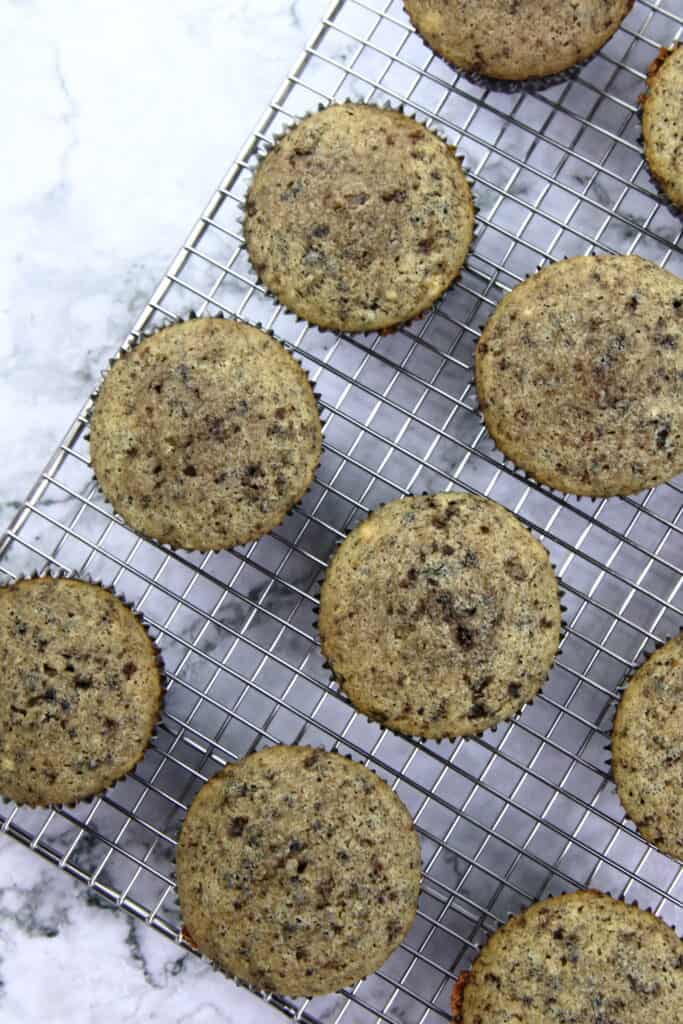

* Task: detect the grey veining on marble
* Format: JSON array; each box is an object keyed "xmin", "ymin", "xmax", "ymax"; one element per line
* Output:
[
  {"xmin": 0, "ymin": 2, "xmax": 324, "ymax": 1020},
  {"xmin": 0, "ymin": 831, "xmax": 296, "ymax": 1023}
]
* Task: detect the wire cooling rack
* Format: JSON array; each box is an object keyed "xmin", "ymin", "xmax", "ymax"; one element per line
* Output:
[{"xmin": 2, "ymin": 1, "xmax": 682, "ymax": 1021}]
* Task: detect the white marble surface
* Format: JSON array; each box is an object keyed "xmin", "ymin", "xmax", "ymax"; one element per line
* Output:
[{"xmin": 0, "ymin": 1, "xmax": 323, "ymax": 1020}]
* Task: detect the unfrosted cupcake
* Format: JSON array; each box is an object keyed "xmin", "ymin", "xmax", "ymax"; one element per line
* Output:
[
  {"xmin": 451, "ymin": 891, "xmax": 682, "ymax": 1022},
  {"xmin": 642, "ymin": 44, "xmax": 683, "ymax": 212},
  {"xmin": 176, "ymin": 745, "xmax": 421, "ymax": 996},
  {"xmin": 612, "ymin": 632, "xmax": 683, "ymax": 861},
  {"xmin": 404, "ymin": 0, "xmax": 633, "ymax": 81},
  {"xmin": 0, "ymin": 576, "xmax": 163, "ymax": 806},
  {"xmin": 319, "ymin": 492, "xmax": 561, "ymax": 738},
  {"xmin": 90, "ymin": 317, "xmax": 322, "ymax": 551},
  {"xmin": 244, "ymin": 103, "xmax": 474, "ymax": 333},
  {"xmin": 476, "ymin": 255, "xmax": 683, "ymax": 496}
]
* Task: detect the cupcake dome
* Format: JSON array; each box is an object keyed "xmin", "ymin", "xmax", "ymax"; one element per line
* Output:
[
  {"xmin": 642, "ymin": 44, "xmax": 683, "ymax": 212},
  {"xmin": 612, "ymin": 632, "xmax": 683, "ymax": 861},
  {"xmin": 176, "ymin": 746, "xmax": 421, "ymax": 996},
  {"xmin": 476, "ymin": 255, "xmax": 683, "ymax": 496},
  {"xmin": 404, "ymin": 0, "xmax": 633, "ymax": 82},
  {"xmin": 0, "ymin": 577, "xmax": 163, "ymax": 806},
  {"xmin": 319, "ymin": 492, "xmax": 561, "ymax": 738},
  {"xmin": 90, "ymin": 318, "xmax": 322, "ymax": 551},
  {"xmin": 244, "ymin": 103, "xmax": 474, "ymax": 333},
  {"xmin": 451, "ymin": 891, "xmax": 682, "ymax": 1022}
]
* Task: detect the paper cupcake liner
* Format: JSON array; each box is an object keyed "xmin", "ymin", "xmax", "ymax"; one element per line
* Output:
[
  {"xmin": 239, "ymin": 98, "xmax": 479, "ymax": 338},
  {"xmin": 638, "ymin": 43, "xmax": 683, "ymax": 219},
  {"xmin": 408, "ymin": 46, "xmax": 594, "ymax": 98},
  {"xmin": 312, "ymin": 492, "xmax": 566, "ymax": 745},
  {"xmin": 86, "ymin": 312, "xmax": 325, "ymax": 555},
  {"xmin": 449, "ymin": 887, "xmax": 681, "ymax": 1022},
  {"xmin": 0, "ymin": 569, "xmax": 167, "ymax": 810},
  {"xmin": 401, "ymin": 1, "xmax": 631, "ymax": 95}
]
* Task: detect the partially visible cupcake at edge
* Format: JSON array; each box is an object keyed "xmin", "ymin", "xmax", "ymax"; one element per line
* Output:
[
  {"xmin": 612, "ymin": 631, "xmax": 683, "ymax": 862},
  {"xmin": 403, "ymin": 0, "xmax": 634, "ymax": 81},
  {"xmin": 451, "ymin": 891, "xmax": 682, "ymax": 1022},
  {"xmin": 0, "ymin": 576, "xmax": 163, "ymax": 807},
  {"xmin": 476, "ymin": 255, "xmax": 683, "ymax": 497},
  {"xmin": 642, "ymin": 43, "xmax": 683, "ymax": 212},
  {"xmin": 244, "ymin": 103, "xmax": 474, "ymax": 333},
  {"xmin": 89, "ymin": 317, "xmax": 322, "ymax": 551}
]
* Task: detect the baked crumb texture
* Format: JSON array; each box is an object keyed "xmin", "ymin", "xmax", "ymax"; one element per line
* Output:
[
  {"xmin": 176, "ymin": 746, "xmax": 421, "ymax": 996},
  {"xmin": 452, "ymin": 891, "xmax": 682, "ymax": 1022},
  {"xmin": 90, "ymin": 318, "xmax": 322, "ymax": 551},
  {"xmin": 476, "ymin": 255, "xmax": 683, "ymax": 497},
  {"xmin": 244, "ymin": 103, "xmax": 474, "ymax": 333},
  {"xmin": 612, "ymin": 631, "xmax": 683, "ymax": 861},
  {"xmin": 403, "ymin": 0, "xmax": 634, "ymax": 81},
  {"xmin": 319, "ymin": 492, "xmax": 561, "ymax": 739},
  {"xmin": 642, "ymin": 44, "xmax": 683, "ymax": 212},
  {"xmin": 0, "ymin": 576, "xmax": 163, "ymax": 806}
]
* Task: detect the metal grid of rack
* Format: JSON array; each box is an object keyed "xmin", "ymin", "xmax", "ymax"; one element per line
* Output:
[{"xmin": 1, "ymin": 1, "xmax": 682, "ymax": 1021}]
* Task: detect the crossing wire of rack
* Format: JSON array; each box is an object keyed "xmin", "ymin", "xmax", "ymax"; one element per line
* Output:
[{"xmin": 2, "ymin": 0, "xmax": 682, "ymax": 1021}]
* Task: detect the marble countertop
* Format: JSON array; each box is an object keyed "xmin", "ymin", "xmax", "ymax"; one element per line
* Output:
[{"xmin": 0, "ymin": 1, "xmax": 323, "ymax": 1020}]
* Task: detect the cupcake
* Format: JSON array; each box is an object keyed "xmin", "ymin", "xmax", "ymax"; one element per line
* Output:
[
  {"xmin": 612, "ymin": 632, "xmax": 683, "ymax": 861},
  {"xmin": 244, "ymin": 103, "xmax": 474, "ymax": 333},
  {"xmin": 89, "ymin": 317, "xmax": 322, "ymax": 551},
  {"xmin": 0, "ymin": 576, "xmax": 163, "ymax": 806},
  {"xmin": 403, "ymin": 0, "xmax": 634, "ymax": 82},
  {"xmin": 451, "ymin": 891, "xmax": 682, "ymax": 1022},
  {"xmin": 318, "ymin": 492, "xmax": 561, "ymax": 739},
  {"xmin": 642, "ymin": 44, "xmax": 683, "ymax": 213},
  {"xmin": 176, "ymin": 745, "xmax": 421, "ymax": 996},
  {"xmin": 476, "ymin": 255, "xmax": 683, "ymax": 496}
]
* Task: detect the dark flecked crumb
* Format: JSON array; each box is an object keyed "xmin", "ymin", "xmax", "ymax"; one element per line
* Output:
[
  {"xmin": 642, "ymin": 45, "xmax": 683, "ymax": 212},
  {"xmin": 404, "ymin": 0, "xmax": 633, "ymax": 81},
  {"xmin": 453, "ymin": 891, "xmax": 682, "ymax": 1022},
  {"xmin": 176, "ymin": 746, "xmax": 421, "ymax": 997},
  {"xmin": 90, "ymin": 318, "xmax": 322, "ymax": 551},
  {"xmin": 0, "ymin": 577, "xmax": 162, "ymax": 806},
  {"xmin": 476, "ymin": 256, "xmax": 683, "ymax": 497},
  {"xmin": 319, "ymin": 492, "xmax": 561, "ymax": 739},
  {"xmin": 612, "ymin": 632, "xmax": 683, "ymax": 861},
  {"xmin": 244, "ymin": 104, "xmax": 473, "ymax": 333}
]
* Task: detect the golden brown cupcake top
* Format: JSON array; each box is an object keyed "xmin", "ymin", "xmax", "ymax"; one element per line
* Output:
[
  {"xmin": 244, "ymin": 104, "xmax": 474, "ymax": 332},
  {"xmin": 176, "ymin": 746, "xmax": 421, "ymax": 996},
  {"xmin": 612, "ymin": 632, "xmax": 683, "ymax": 861},
  {"xmin": 476, "ymin": 255, "xmax": 683, "ymax": 496},
  {"xmin": 0, "ymin": 577, "xmax": 162, "ymax": 806},
  {"xmin": 319, "ymin": 492, "xmax": 561, "ymax": 738},
  {"xmin": 642, "ymin": 44, "xmax": 683, "ymax": 212},
  {"xmin": 90, "ymin": 318, "xmax": 322, "ymax": 551},
  {"xmin": 452, "ymin": 891, "xmax": 682, "ymax": 1022},
  {"xmin": 404, "ymin": 0, "xmax": 633, "ymax": 81}
]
